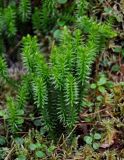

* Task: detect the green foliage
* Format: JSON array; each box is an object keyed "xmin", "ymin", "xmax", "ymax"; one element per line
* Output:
[
  {"xmin": 0, "ymin": 0, "xmax": 3, "ymax": 7},
  {"xmin": 0, "ymin": 56, "xmax": 18, "ymax": 86},
  {"xmin": 14, "ymin": 130, "xmax": 56, "ymax": 159},
  {"xmin": 77, "ymin": 16, "xmax": 117, "ymax": 38},
  {"xmin": 20, "ymin": 22, "xmax": 116, "ymax": 133},
  {"xmin": 76, "ymin": 0, "xmax": 89, "ymax": 16},
  {"xmin": 64, "ymin": 74, "xmax": 79, "ymax": 128},
  {"xmin": 84, "ymin": 132, "xmax": 101, "ymax": 150},
  {"xmin": 16, "ymin": 77, "xmax": 29, "ymax": 109},
  {"xmin": 6, "ymin": 97, "xmax": 24, "ymax": 133},
  {"xmin": 32, "ymin": 0, "xmax": 76, "ymax": 32},
  {"xmin": 0, "ymin": 16, "xmax": 116, "ymax": 136},
  {"xmin": 0, "ymin": 5, "xmax": 16, "ymax": 37},
  {"xmin": 32, "ymin": 77, "xmax": 51, "ymax": 130},
  {"xmin": 0, "ymin": 56, "xmax": 8, "ymax": 81},
  {"xmin": 0, "ymin": 37, "xmax": 5, "ymax": 55},
  {"xmin": 4, "ymin": 6, "xmax": 16, "ymax": 37},
  {"xmin": 76, "ymin": 44, "xmax": 96, "ymax": 86},
  {"xmin": 0, "ymin": 0, "xmax": 89, "ymax": 40},
  {"xmin": 18, "ymin": 0, "xmax": 31, "ymax": 22},
  {"xmin": 91, "ymin": 73, "xmax": 113, "ymax": 94},
  {"xmin": 32, "ymin": 7, "xmax": 41, "ymax": 31},
  {"xmin": 0, "ymin": 0, "xmax": 116, "ymax": 56},
  {"xmin": 21, "ymin": 35, "xmax": 40, "ymax": 73},
  {"xmin": 0, "ymin": 136, "xmax": 6, "ymax": 146},
  {"xmin": 58, "ymin": 0, "xmax": 67, "ymax": 4},
  {"xmin": 0, "ymin": 9, "xmax": 4, "ymax": 34},
  {"xmin": 0, "ymin": 0, "xmax": 117, "ymax": 138},
  {"xmin": 40, "ymin": 0, "xmax": 57, "ymax": 32},
  {"xmin": 32, "ymin": 0, "xmax": 58, "ymax": 33},
  {"xmin": 0, "ymin": 0, "xmax": 122, "ymax": 158}
]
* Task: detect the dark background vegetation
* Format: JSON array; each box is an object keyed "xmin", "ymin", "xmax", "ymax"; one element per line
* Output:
[{"xmin": 0, "ymin": 0, "xmax": 124, "ymax": 159}]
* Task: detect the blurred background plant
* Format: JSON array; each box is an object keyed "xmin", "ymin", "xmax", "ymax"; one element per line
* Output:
[{"xmin": 0, "ymin": 0, "xmax": 124, "ymax": 159}]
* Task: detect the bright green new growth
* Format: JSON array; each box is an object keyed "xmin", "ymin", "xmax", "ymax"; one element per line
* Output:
[
  {"xmin": 64, "ymin": 74, "xmax": 79, "ymax": 128},
  {"xmin": 0, "ymin": 16, "xmax": 116, "ymax": 137},
  {"xmin": 32, "ymin": 77, "xmax": 51, "ymax": 130},
  {"xmin": 17, "ymin": 77, "xmax": 29, "ymax": 109}
]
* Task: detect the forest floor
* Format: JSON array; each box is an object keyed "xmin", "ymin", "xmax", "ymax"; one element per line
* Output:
[{"xmin": 1, "ymin": 0, "xmax": 124, "ymax": 159}]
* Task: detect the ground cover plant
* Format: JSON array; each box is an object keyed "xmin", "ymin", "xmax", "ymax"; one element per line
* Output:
[{"xmin": 0, "ymin": 0, "xmax": 124, "ymax": 159}]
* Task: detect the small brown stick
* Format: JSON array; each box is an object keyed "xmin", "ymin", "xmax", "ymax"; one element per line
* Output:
[
  {"xmin": 5, "ymin": 146, "xmax": 15, "ymax": 160},
  {"xmin": 80, "ymin": 106, "xmax": 112, "ymax": 118},
  {"xmin": 59, "ymin": 125, "xmax": 77, "ymax": 148},
  {"xmin": 7, "ymin": 40, "xmax": 21, "ymax": 56}
]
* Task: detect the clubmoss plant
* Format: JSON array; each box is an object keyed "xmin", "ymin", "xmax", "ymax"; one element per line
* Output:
[{"xmin": 0, "ymin": 16, "xmax": 116, "ymax": 137}]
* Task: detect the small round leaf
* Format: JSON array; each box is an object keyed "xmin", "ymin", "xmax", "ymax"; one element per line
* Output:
[
  {"xmin": 93, "ymin": 142, "xmax": 100, "ymax": 150},
  {"xmin": 16, "ymin": 155, "xmax": 26, "ymax": 160},
  {"xmin": 84, "ymin": 136, "xmax": 93, "ymax": 145},
  {"xmin": 94, "ymin": 133, "xmax": 101, "ymax": 140},
  {"xmin": 29, "ymin": 144, "xmax": 36, "ymax": 151},
  {"xmin": 53, "ymin": 29, "xmax": 62, "ymax": 39},
  {"xmin": 35, "ymin": 151, "xmax": 45, "ymax": 158},
  {"xmin": 91, "ymin": 83, "xmax": 96, "ymax": 89},
  {"xmin": 57, "ymin": 0, "xmax": 67, "ymax": 4}
]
